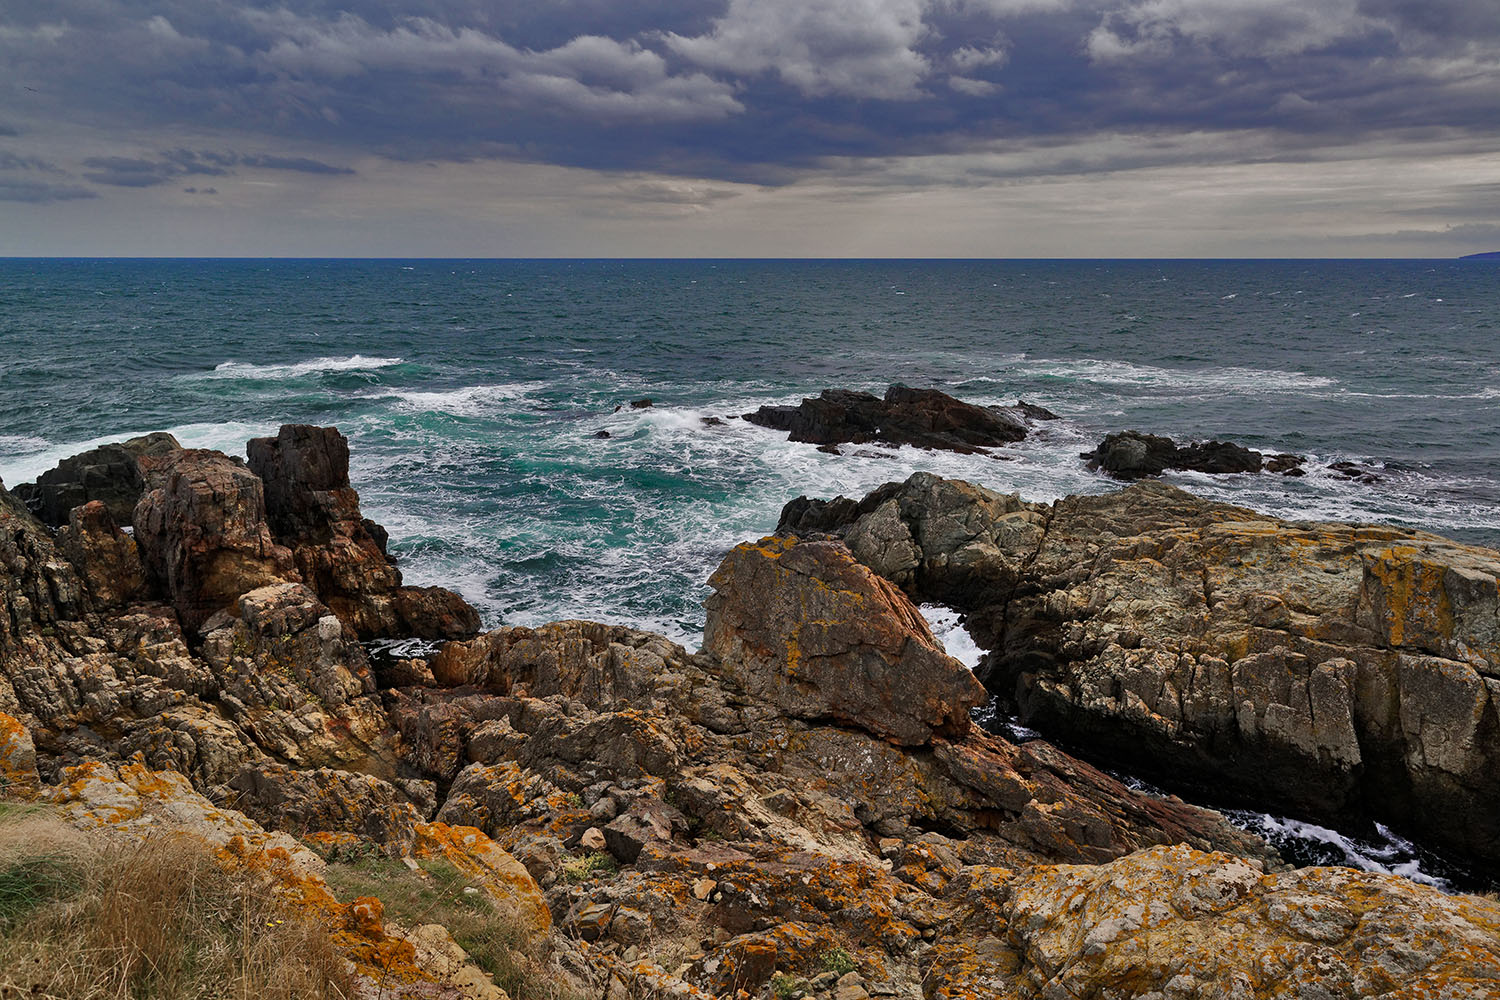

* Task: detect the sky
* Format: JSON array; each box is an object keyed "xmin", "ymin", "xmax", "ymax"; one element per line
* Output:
[{"xmin": 2, "ymin": 0, "xmax": 1499, "ymax": 257}]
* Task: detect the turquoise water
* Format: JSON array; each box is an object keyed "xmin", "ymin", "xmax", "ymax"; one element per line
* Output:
[
  {"xmin": 3, "ymin": 257, "xmax": 1498, "ymax": 886},
  {"xmin": 3, "ymin": 258, "xmax": 1498, "ymax": 646}
]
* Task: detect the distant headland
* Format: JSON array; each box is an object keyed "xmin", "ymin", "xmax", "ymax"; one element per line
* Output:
[{"xmin": 1460, "ymin": 250, "xmax": 1500, "ymax": 259}]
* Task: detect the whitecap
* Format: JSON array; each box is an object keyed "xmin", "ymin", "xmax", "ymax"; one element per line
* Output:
[
  {"xmin": 390, "ymin": 383, "xmax": 545, "ymax": 417},
  {"xmin": 920, "ymin": 604, "xmax": 983, "ymax": 669},
  {"xmin": 1016, "ymin": 358, "xmax": 1335, "ymax": 392},
  {"xmin": 194, "ymin": 355, "xmax": 405, "ymax": 380},
  {"xmin": 1225, "ymin": 811, "xmax": 1452, "ymax": 889}
]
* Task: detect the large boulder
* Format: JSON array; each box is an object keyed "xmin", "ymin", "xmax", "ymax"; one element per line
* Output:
[
  {"xmin": 12, "ymin": 432, "xmax": 180, "ymax": 525},
  {"xmin": 745, "ymin": 384, "xmax": 1030, "ymax": 453},
  {"xmin": 133, "ymin": 448, "xmax": 299, "ymax": 632},
  {"xmin": 702, "ymin": 535, "xmax": 986, "ymax": 746},
  {"xmin": 791, "ymin": 473, "xmax": 1500, "ymax": 872},
  {"xmin": 55, "ymin": 500, "xmax": 146, "ymax": 608},
  {"xmin": 247, "ymin": 424, "xmax": 479, "ymax": 641}
]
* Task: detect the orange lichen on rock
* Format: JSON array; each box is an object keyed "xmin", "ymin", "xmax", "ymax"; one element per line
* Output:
[{"xmin": 0, "ymin": 711, "xmax": 41, "ymax": 800}]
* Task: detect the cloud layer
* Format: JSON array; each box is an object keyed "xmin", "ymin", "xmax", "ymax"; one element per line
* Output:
[{"xmin": 0, "ymin": 1, "xmax": 1496, "ymax": 251}]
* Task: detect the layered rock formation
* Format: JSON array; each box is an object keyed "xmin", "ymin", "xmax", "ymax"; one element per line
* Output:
[
  {"xmin": 782, "ymin": 472, "xmax": 1500, "ymax": 872},
  {"xmin": 745, "ymin": 385, "xmax": 1032, "ymax": 453},
  {"xmin": 6, "ymin": 429, "xmax": 1500, "ymax": 998}
]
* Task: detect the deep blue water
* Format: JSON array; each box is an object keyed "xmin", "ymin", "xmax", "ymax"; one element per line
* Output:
[{"xmin": 2, "ymin": 258, "xmax": 1498, "ymax": 885}]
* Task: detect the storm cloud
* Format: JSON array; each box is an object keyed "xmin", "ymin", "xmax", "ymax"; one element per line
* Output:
[{"xmin": 0, "ymin": 0, "xmax": 1496, "ymax": 253}]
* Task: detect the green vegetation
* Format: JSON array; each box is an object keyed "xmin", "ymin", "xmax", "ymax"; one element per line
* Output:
[
  {"xmin": 822, "ymin": 946, "xmax": 856, "ymax": 977},
  {"xmin": 771, "ymin": 972, "xmax": 803, "ymax": 998},
  {"xmin": 560, "ymin": 850, "xmax": 618, "ymax": 883}
]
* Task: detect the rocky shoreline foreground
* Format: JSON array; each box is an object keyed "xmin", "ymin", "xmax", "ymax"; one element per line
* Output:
[{"xmin": 3, "ymin": 426, "xmax": 1500, "ymax": 999}]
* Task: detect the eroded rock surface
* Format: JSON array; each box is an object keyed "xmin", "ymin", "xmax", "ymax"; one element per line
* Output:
[{"xmin": 786, "ymin": 472, "xmax": 1500, "ymax": 871}]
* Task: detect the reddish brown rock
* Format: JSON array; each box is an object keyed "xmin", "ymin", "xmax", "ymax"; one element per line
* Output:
[
  {"xmin": 11, "ymin": 432, "xmax": 181, "ymax": 526},
  {"xmin": 133, "ymin": 448, "xmax": 299, "ymax": 632},
  {"xmin": 703, "ymin": 536, "xmax": 986, "ymax": 746},
  {"xmin": 55, "ymin": 500, "xmax": 146, "ymax": 609},
  {"xmin": 247, "ymin": 424, "xmax": 478, "ymax": 640}
]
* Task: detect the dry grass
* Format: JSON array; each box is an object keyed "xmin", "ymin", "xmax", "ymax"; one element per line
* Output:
[{"xmin": 0, "ymin": 808, "xmax": 352, "ymax": 1000}]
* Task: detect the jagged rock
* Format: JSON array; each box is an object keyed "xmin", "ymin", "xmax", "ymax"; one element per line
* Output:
[
  {"xmin": 247, "ymin": 424, "xmax": 479, "ymax": 640},
  {"xmin": 227, "ymin": 763, "xmax": 427, "ymax": 848},
  {"xmin": 703, "ymin": 535, "xmax": 987, "ymax": 746},
  {"xmin": 794, "ymin": 472, "xmax": 1500, "ymax": 871},
  {"xmin": 55, "ymin": 501, "xmax": 146, "ymax": 608},
  {"xmin": 744, "ymin": 385, "xmax": 1029, "ymax": 454},
  {"xmin": 11, "ymin": 432, "xmax": 181, "ymax": 526},
  {"xmin": 197, "ymin": 583, "xmax": 394, "ymax": 771},
  {"xmin": 1084, "ymin": 429, "xmax": 1263, "ymax": 479},
  {"xmin": 1004, "ymin": 844, "xmax": 1500, "ymax": 999},
  {"xmin": 133, "ymin": 448, "xmax": 299, "ymax": 631}
]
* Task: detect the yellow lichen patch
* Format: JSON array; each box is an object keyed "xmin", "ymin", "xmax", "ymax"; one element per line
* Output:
[{"xmin": 1365, "ymin": 545, "xmax": 1456, "ymax": 649}]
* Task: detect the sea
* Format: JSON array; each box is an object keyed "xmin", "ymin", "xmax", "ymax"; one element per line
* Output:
[{"xmin": 2, "ymin": 257, "xmax": 1497, "ymax": 887}]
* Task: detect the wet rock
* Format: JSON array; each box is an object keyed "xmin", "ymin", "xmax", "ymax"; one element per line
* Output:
[
  {"xmin": 1266, "ymin": 453, "xmax": 1307, "ymax": 476},
  {"xmin": 133, "ymin": 448, "xmax": 299, "ymax": 632},
  {"xmin": 703, "ymin": 536, "xmax": 986, "ymax": 746},
  {"xmin": 744, "ymin": 385, "xmax": 1029, "ymax": 454},
  {"xmin": 1083, "ymin": 429, "xmax": 1263, "ymax": 479},
  {"xmin": 1329, "ymin": 459, "xmax": 1383, "ymax": 484},
  {"xmin": 11, "ymin": 432, "xmax": 181, "ymax": 526},
  {"xmin": 630, "ymin": 398, "xmax": 655, "ymax": 409}
]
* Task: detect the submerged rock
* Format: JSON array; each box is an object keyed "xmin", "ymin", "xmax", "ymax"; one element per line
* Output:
[
  {"xmin": 791, "ymin": 472, "xmax": 1500, "ymax": 873},
  {"xmin": 745, "ymin": 384, "xmax": 1031, "ymax": 453}
]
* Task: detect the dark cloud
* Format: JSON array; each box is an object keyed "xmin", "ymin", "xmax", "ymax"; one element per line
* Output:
[
  {"xmin": 0, "ymin": 124, "xmax": 18, "ymax": 137},
  {"xmin": 1, "ymin": 1, "xmax": 1497, "ymax": 185},
  {"xmin": 80, "ymin": 148, "xmax": 354, "ymax": 187},
  {"xmin": 0, "ymin": 179, "xmax": 97, "ymax": 203},
  {"xmin": 0, "ymin": 152, "xmax": 66, "ymax": 174}
]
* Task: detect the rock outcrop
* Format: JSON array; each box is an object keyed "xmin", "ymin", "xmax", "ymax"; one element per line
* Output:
[
  {"xmin": 703, "ymin": 535, "xmax": 986, "ymax": 746},
  {"xmin": 247, "ymin": 424, "xmax": 480, "ymax": 640},
  {"xmin": 745, "ymin": 385, "xmax": 1031, "ymax": 453},
  {"xmin": 12, "ymin": 431, "xmax": 180, "ymax": 525},
  {"xmin": 784, "ymin": 472, "xmax": 1500, "ymax": 873},
  {"xmin": 7, "ymin": 427, "xmax": 1500, "ymax": 999},
  {"xmin": 134, "ymin": 447, "xmax": 300, "ymax": 632},
  {"xmin": 1083, "ymin": 429, "xmax": 1266, "ymax": 479}
]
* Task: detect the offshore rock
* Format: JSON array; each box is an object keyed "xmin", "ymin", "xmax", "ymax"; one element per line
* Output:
[
  {"xmin": 11, "ymin": 431, "xmax": 181, "ymax": 526},
  {"xmin": 1084, "ymin": 429, "xmax": 1263, "ymax": 479},
  {"xmin": 134, "ymin": 448, "xmax": 299, "ymax": 632},
  {"xmin": 247, "ymin": 424, "xmax": 479, "ymax": 640},
  {"xmin": 795, "ymin": 472, "xmax": 1500, "ymax": 870},
  {"xmin": 702, "ymin": 535, "xmax": 986, "ymax": 746},
  {"xmin": 1005, "ymin": 844, "xmax": 1500, "ymax": 999},
  {"xmin": 744, "ymin": 385, "xmax": 1029, "ymax": 454}
]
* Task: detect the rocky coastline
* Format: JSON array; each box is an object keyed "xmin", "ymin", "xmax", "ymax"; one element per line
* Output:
[{"xmin": 4, "ymin": 425, "xmax": 1500, "ymax": 999}]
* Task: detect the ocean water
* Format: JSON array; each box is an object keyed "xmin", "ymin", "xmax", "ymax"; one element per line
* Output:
[{"xmin": 2, "ymin": 257, "xmax": 1497, "ymax": 886}]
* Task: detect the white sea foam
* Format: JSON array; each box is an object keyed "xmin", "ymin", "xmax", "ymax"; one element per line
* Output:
[
  {"xmin": 1226, "ymin": 811, "xmax": 1451, "ymax": 889},
  {"xmin": 920, "ymin": 604, "xmax": 984, "ymax": 669},
  {"xmin": 196, "ymin": 355, "xmax": 404, "ymax": 380},
  {"xmin": 1015, "ymin": 358, "xmax": 1336, "ymax": 392},
  {"xmin": 390, "ymin": 383, "xmax": 545, "ymax": 416}
]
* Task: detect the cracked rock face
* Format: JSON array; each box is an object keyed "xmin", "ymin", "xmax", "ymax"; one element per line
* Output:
[{"xmin": 788, "ymin": 473, "xmax": 1500, "ymax": 872}]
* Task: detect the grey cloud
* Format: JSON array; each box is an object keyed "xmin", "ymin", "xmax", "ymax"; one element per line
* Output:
[
  {"xmin": 0, "ymin": 124, "xmax": 17, "ymax": 137},
  {"xmin": 81, "ymin": 148, "xmax": 354, "ymax": 186},
  {"xmin": 0, "ymin": 152, "xmax": 66, "ymax": 174},
  {"xmin": 0, "ymin": 179, "xmax": 97, "ymax": 203}
]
